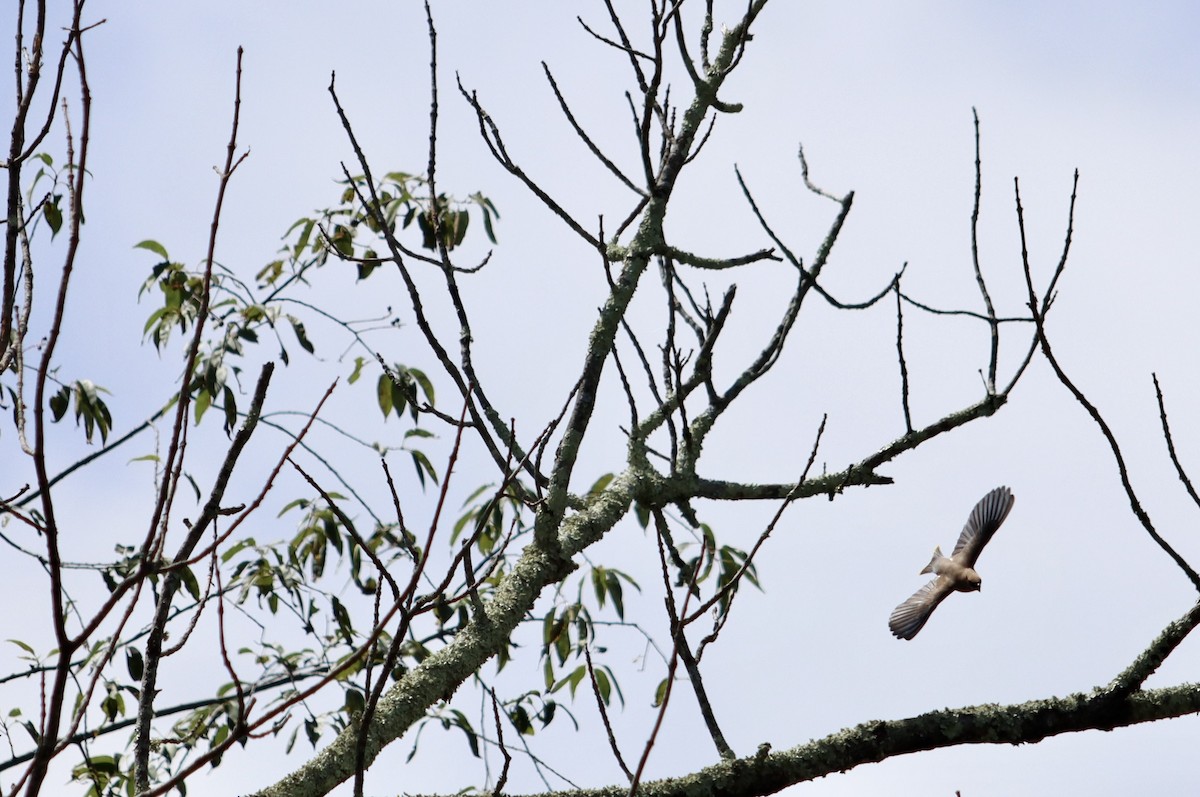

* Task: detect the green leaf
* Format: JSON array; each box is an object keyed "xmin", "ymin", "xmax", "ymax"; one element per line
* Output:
[
  {"xmin": 134, "ymin": 239, "xmax": 170, "ymax": 260},
  {"xmin": 126, "ymin": 648, "xmax": 144, "ymax": 681},
  {"xmin": 330, "ymin": 224, "xmax": 354, "ymax": 256},
  {"xmin": 331, "ymin": 596, "xmax": 354, "ymax": 643},
  {"xmin": 43, "ymin": 196, "xmax": 62, "ymax": 237},
  {"xmin": 100, "ymin": 690, "xmax": 123, "ymax": 721},
  {"xmin": 184, "ymin": 471, "xmax": 201, "ymax": 503},
  {"xmin": 194, "ymin": 388, "xmax": 212, "ymax": 424},
  {"xmin": 377, "ymin": 373, "xmax": 393, "ymax": 418},
  {"xmin": 222, "ymin": 385, "xmax": 238, "ymax": 434},
  {"xmin": 390, "ymin": 380, "xmax": 409, "ymax": 419},
  {"xmin": 384, "ymin": 170, "xmax": 414, "ymax": 184},
  {"xmin": 220, "ymin": 537, "xmax": 256, "ymax": 563},
  {"xmin": 451, "ymin": 209, "xmax": 469, "ymax": 247},
  {"xmin": 416, "ymin": 210, "xmax": 435, "ymax": 250},
  {"xmin": 288, "ymin": 316, "xmax": 314, "ymax": 354},
  {"xmin": 348, "ymin": 356, "xmax": 365, "ymax": 384},
  {"xmin": 277, "ymin": 498, "xmax": 310, "ymax": 517},
  {"xmin": 293, "ymin": 218, "xmax": 315, "ymax": 258},
  {"xmin": 652, "ymin": 677, "xmax": 670, "ymax": 707},
  {"xmin": 178, "ymin": 564, "xmax": 201, "ymax": 601},
  {"xmin": 470, "ymin": 192, "xmax": 500, "ymax": 242},
  {"xmin": 608, "ymin": 574, "xmax": 625, "ymax": 619},
  {"xmin": 588, "ymin": 473, "xmax": 614, "ymax": 495},
  {"xmin": 599, "ymin": 664, "xmax": 625, "ymax": 707},
  {"xmin": 433, "ymin": 596, "xmax": 454, "ymax": 625},
  {"xmin": 456, "ymin": 715, "xmax": 480, "ymax": 757},
  {"xmin": 19, "ymin": 718, "xmax": 39, "ymax": 743},
  {"xmin": 8, "ymin": 639, "xmax": 36, "ymax": 656},
  {"xmin": 356, "ymin": 258, "xmax": 381, "ymax": 281},
  {"xmin": 460, "ymin": 483, "xmax": 492, "ymax": 507},
  {"xmin": 71, "ymin": 380, "xmax": 112, "ymax": 444},
  {"xmin": 592, "ymin": 567, "xmax": 607, "ymax": 609},
  {"xmin": 410, "ymin": 449, "xmax": 438, "ymax": 488},
  {"xmin": 305, "ymin": 717, "xmax": 319, "ymax": 748},
  {"xmin": 49, "ymin": 386, "xmax": 69, "ymax": 421},
  {"xmin": 594, "ymin": 667, "xmax": 612, "ymax": 704},
  {"xmin": 509, "ymin": 705, "xmax": 533, "ymax": 735},
  {"xmin": 344, "ymin": 687, "xmax": 365, "ymax": 716},
  {"xmin": 555, "ymin": 621, "xmax": 570, "ymax": 664},
  {"xmin": 549, "ymin": 665, "xmax": 579, "ymax": 695},
  {"xmin": 409, "ymin": 367, "xmax": 435, "ymax": 407},
  {"xmin": 255, "ymin": 259, "xmax": 285, "ymax": 285}
]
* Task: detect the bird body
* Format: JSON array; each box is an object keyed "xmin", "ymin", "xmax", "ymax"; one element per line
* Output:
[
  {"xmin": 920, "ymin": 545, "xmax": 979, "ymax": 586},
  {"xmin": 889, "ymin": 486, "xmax": 1014, "ymax": 640}
]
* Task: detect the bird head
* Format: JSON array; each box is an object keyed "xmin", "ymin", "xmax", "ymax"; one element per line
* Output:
[{"xmin": 964, "ymin": 570, "xmax": 982, "ymax": 591}]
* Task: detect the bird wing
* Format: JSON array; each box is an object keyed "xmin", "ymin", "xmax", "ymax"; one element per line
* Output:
[
  {"xmin": 888, "ymin": 576, "xmax": 955, "ymax": 640},
  {"xmin": 950, "ymin": 485, "xmax": 1015, "ymax": 567}
]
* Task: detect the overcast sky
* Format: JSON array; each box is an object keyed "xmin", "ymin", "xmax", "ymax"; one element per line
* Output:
[{"xmin": 5, "ymin": 2, "xmax": 1200, "ymax": 796}]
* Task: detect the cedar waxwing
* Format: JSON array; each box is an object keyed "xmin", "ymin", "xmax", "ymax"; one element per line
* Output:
[{"xmin": 889, "ymin": 486, "xmax": 1015, "ymax": 640}]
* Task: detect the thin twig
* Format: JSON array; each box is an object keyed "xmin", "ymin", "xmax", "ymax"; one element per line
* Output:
[
  {"xmin": 489, "ymin": 689, "xmax": 512, "ymax": 795},
  {"xmin": 969, "ymin": 109, "xmax": 1001, "ymax": 393},
  {"xmin": 1016, "ymin": 174, "xmax": 1200, "ymax": 591},
  {"xmin": 1153, "ymin": 374, "xmax": 1200, "ymax": 509},
  {"xmin": 584, "ymin": 644, "xmax": 634, "ymax": 781},
  {"xmin": 894, "ymin": 279, "xmax": 913, "ymax": 434},
  {"xmin": 543, "ymin": 62, "xmax": 645, "ymax": 196}
]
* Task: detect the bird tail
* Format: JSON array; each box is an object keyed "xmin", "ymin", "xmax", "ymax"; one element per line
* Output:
[{"xmin": 919, "ymin": 545, "xmax": 943, "ymax": 575}]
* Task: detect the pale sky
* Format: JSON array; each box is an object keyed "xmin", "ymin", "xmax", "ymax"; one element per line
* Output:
[{"xmin": 4, "ymin": 2, "xmax": 1200, "ymax": 795}]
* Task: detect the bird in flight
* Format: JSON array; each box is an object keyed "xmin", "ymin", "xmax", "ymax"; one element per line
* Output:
[{"xmin": 889, "ymin": 486, "xmax": 1015, "ymax": 640}]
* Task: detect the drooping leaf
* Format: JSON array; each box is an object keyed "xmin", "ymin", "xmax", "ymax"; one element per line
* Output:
[
  {"xmin": 344, "ymin": 687, "xmax": 365, "ymax": 716},
  {"xmin": 255, "ymin": 259, "xmax": 284, "ymax": 285},
  {"xmin": 508, "ymin": 704, "xmax": 533, "ymax": 735},
  {"xmin": 588, "ymin": 473, "xmax": 614, "ymax": 495},
  {"xmin": 288, "ymin": 316, "xmax": 314, "ymax": 354},
  {"xmin": 134, "ymin": 239, "xmax": 170, "ymax": 260},
  {"xmin": 377, "ymin": 373, "xmax": 394, "ymax": 418},
  {"xmin": 222, "ymin": 385, "xmax": 238, "ymax": 434},
  {"xmin": 178, "ymin": 564, "xmax": 201, "ymax": 601},
  {"xmin": 126, "ymin": 648, "xmax": 144, "ymax": 682},
  {"xmin": 409, "ymin": 367, "xmax": 435, "ymax": 407},
  {"xmin": 292, "ymin": 218, "xmax": 315, "ymax": 258},
  {"xmin": 410, "ymin": 449, "xmax": 438, "ymax": 488},
  {"xmin": 451, "ymin": 209, "xmax": 469, "ymax": 247},
  {"xmin": 331, "ymin": 596, "xmax": 354, "ymax": 643},
  {"xmin": 43, "ymin": 195, "xmax": 62, "ymax": 237},
  {"xmin": 594, "ymin": 667, "xmax": 612, "ymax": 705},
  {"xmin": 194, "ymin": 388, "xmax": 212, "ymax": 424},
  {"xmin": 8, "ymin": 639, "xmax": 37, "ymax": 657},
  {"xmin": 348, "ymin": 356, "xmax": 365, "ymax": 384},
  {"xmin": 49, "ymin": 386, "xmax": 69, "ymax": 421},
  {"xmin": 653, "ymin": 677, "xmax": 670, "ymax": 707}
]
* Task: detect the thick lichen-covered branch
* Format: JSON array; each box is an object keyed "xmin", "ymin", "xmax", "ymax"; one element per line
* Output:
[
  {"xmin": 249, "ymin": 467, "xmax": 646, "ymax": 797},
  {"xmin": 444, "ymin": 681, "xmax": 1200, "ymax": 797}
]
